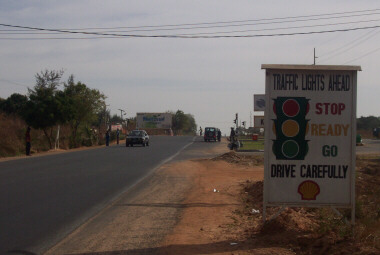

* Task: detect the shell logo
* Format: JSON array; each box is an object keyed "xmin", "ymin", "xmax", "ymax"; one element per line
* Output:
[{"xmin": 298, "ymin": 180, "xmax": 320, "ymax": 200}]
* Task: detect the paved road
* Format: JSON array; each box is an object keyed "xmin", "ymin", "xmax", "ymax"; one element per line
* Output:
[
  {"xmin": 0, "ymin": 136, "xmax": 214, "ymax": 255},
  {"xmin": 357, "ymin": 139, "xmax": 380, "ymax": 154}
]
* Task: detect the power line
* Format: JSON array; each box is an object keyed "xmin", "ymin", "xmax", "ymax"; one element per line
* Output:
[
  {"xmin": 3, "ymin": 18, "xmax": 379, "ymax": 37},
  {"xmin": 343, "ymin": 46, "xmax": 380, "ymax": 64},
  {"xmin": 0, "ymin": 23, "xmax": 380, "ymax": 39},
  {"xmin": 175, "ymin": 19, "xmax": 380, "ymax": 36},
  {"xmin": 318, "ymin": 28, "xmax": 378, "ymax": 58},
  {"xmin": 0, "ymin": 36, "xmax": 121, "ymax": 40},
  {"xmin": 2, "ymin": 11, "xmax": 380, "ymax": 35},
  {"xmin": 0, "ymin": 79, "xmax": 29, "ymax": 88},
  {"xmin": 318, "ymin": 28, "xmax": 380, "ymax": 63},
  {"xmin": 50, "ymin": 12, "xmax": 380, "ymax": 33},
  {"xmin": 1, "ymin": 7, "xmax": 379, "ymax": 32}
]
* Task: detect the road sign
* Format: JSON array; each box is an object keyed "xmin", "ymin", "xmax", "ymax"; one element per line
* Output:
[
  {"xmin": 254, "ymin": 94, "xmax": 266, "ymax": 111},
  {"xmin": 262, "ymin": 64, "xmax": 361, "ymax": 224}
]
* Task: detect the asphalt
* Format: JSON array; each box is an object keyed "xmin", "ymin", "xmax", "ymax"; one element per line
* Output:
[
  {"xmin": 2, "ymin": 136, "xmax": 376, "ymax": 255},
  {"xmin": 356, "ymin": 138, "xmax": 380, "ymax": 154},
  {"xmin": 0, "ymin": 135, "xmax": 207, "ymax": 255}
]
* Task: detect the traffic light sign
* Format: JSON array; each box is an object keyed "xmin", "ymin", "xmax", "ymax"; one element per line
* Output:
[{"xmin": 272, "ymin": 97, "xmax": 309, "ymax": 160}]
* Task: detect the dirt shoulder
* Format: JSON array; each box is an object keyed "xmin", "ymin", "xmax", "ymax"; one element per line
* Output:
[
  {"xmin": 45, "ymin": 140, "xmax": 233, "ymax": 255},
  {"xmin": 0, "ymin": 143, "xmax": 113, "ymax": 163},
  {"xmin": 45, "ymin": 144, "xmax": 380, "ymax": 255}
]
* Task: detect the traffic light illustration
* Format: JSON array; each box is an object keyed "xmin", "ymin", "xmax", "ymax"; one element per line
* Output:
[{"xmin": 272, "ymin": 97, "xmax": 309, "ymax": 160}]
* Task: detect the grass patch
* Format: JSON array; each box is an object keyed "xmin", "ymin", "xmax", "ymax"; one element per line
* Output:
[{"xmin": 239, "ymin": 140, "xmax": 264, "ymax": 150}]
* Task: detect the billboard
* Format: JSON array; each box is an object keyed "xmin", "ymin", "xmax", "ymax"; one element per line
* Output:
[
  {"xmin": 136, "ymin": 113, "xmax": 172, "ymax": 129},
  {"xmin": 111, "ymin": 124, "xmax": 122, "ymax": 131},
  {"xmin": 254, "ymin": 116, "xmax": 265, "ymax": 128},
  {"xmin": 262, "ymin": 64, "xmax": 360, "ymax": 210},
  {"xmin": 254, "ymin": 94, "xmax": 266, "ymax": 111}
]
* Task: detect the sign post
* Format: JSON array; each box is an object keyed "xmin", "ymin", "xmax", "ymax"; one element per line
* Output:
[
  {"xmin": 254, "ymin": 94, "xmax": 266, "ymax": 112},
  {"xmin": 262, "ymin": 64, "xmax": 361, "ymax": 225},
  {"xmin": 254, "ymin": 116, "xmax": 265, "ymax": 128}
]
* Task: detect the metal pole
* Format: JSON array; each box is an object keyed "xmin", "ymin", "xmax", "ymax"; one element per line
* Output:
[
  {"xmin": 313, "ymin": 48, "xmax": 318, "ymax": 65},
  {"xmin": 118, "ymin": 109, "xmax": 125, "ymax": 121},
  {"xmin": 105, "ymin": 104, "xmax": 110, "ymax": 131}
]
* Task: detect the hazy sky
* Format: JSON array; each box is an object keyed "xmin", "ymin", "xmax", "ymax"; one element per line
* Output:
[{"xmin": 1, "ymin": 1, "xmax": 379, "ymax": 134}]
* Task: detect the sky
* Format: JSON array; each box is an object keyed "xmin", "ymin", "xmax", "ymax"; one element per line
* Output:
[{"xmin": 0, "ymin": 1, "xmax": 379, "ymax": 135}]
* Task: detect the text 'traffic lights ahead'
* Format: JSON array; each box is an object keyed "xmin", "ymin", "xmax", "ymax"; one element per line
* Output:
[{"xmin": 272, "ymin": 97, "xmax": 310, "ymax": 160}]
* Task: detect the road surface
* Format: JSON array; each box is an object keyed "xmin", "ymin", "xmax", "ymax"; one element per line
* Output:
[
  {"xmin": 357, "ymin": 139, "xmax": 380, "ymax": 154},
  {"xmin": 0, "ymin": 136, "xmax": 221, "ymax": 255}
]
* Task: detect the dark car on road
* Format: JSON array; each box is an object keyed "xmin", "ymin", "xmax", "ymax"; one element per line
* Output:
[
  {"xmin": 204, "ymin": 127, "xmax": 219, "ymax": 142},
  {"xmin": 126, "ymin": 130, "xmax": 150, "ymax": 147}
]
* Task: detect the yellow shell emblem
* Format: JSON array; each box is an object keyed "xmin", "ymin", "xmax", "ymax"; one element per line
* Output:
[{"xmin": 298, "ymin": 180, "xmax": 320, "ymax": 200}]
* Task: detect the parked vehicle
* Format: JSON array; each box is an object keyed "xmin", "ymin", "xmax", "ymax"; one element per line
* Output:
[
  {"xmin": 204, "ymin": 127, "xmax": 219, "ymax": 142},
  {"xmin": 126, "ymin": 130, "xmax": 149, "ymax": 147}
]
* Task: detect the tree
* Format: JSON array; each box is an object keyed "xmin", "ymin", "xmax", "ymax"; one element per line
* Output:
[
  {"xmin": 0, "ymin": 93, "xmax": 28, "ymax": 115},
  {"xmin": 110, "ymin": 114, "xmax": 124, "ymax": 124},
  {"xmin": 171, "ymin": 110, "xmax": 197, "ymax": 135},
  {"xmin": 61, "ymin": 75, "xmax": 106, "ymax": 147},
  {"xmin": 172, "ymin": 110, "xmax": 187, "ymax": 134},
  {"xmin": 22, "ymin": 70, "xmax": 65, "ymax": 149},
  {"xmin": 184, "ymin": 114, "xmax": 197, "ymax": 135},
  {"xmin": 357, "ymin": 116, "xmax": 380, "ymax": 130}
]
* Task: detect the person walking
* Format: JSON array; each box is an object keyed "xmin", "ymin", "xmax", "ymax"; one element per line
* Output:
[
  {"xmin": 199, "ymin": 126, "xmax": 203, "ymax": 136},
  {"xmin": 105, "ymin": 129, "xmax": 110, "ymax": 146},
  {"xmin": 217, "ymin": 129, "xmax": 221, "ymax": 142},
  {"xmin": 230, "ymin": 127, "xmax": 235, "ymax": 141},
  {"xmin": 25, "ymin": 126, "xmax": 31, "ymax": 156},
  {"xmin": 116, "ymin": 128, "xmax": 120, "ymax": 145}
]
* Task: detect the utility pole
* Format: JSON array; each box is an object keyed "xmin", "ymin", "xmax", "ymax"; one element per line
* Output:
[
  {"xmin": 118, "ymin": 109, "xmax": 125, "ymax": 121},
  {"xmin": 235, "ymin": 113, "xmax": 238, "ymax": 130},
  {"xmin": 104, "ymin": 104, "xmax": 110, "ymax": 131},
  {"xmin": 313, "ymin": 47, "xmax": 318, "ymax": 65}
]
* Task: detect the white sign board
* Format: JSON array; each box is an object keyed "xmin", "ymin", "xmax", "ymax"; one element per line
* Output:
[
  {"xmin": 254, "ymin": 94, "xmax": 266, "ymax": 111},
  {"xmin": 136, "ymin": 113, "xmax": 172, "ymax": 129},
  {"xmin": 262, "ymin": 64, "xmax": 360, "ymax": 209},
  {"xmin": 254, "ymin": 116, "xmax": 265, "ymax": 128},
  {"xmin": 111, "ymin": 124, "xmax": 122, "ymax": 131}
]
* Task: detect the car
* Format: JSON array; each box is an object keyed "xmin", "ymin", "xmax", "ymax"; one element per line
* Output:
[
  {"xmin": 126, "ymin": 130, "xmax": 149, "ymax": 147},
  {"xmin": 204, "ymin": 127, "xmax": 219, "ymax": 142}
]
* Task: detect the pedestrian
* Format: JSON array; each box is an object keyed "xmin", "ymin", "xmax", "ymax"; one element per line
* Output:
[
  {"xmin": 230, "ymin": 127, "xmax": 236, "ymax": 141},
  {"xmin": 229, "ymin": 127, "xmax": 237, "ymax": 150},
  {"xmin": 199, "ymin": 126, "xmax": 203, "ymax": 136},
  {"xmin": 106, "ymin": 129, "xmax": 110, "ymax": 146},
  {"xmin": 116, "ymin": 128, "xmax": 120, "ymax": 145},
  {"xmin": 25, "ymin": 126, "xmax": 31, "ymax": 156},
  {"xmin": 217, "ymin": 129, "xmax": 221, "ymax": 142}
]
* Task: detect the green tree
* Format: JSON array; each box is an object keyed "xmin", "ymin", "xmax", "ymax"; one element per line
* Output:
[
  {"xmin": 172, "ymin": 110, "xmax": 186, "ymax": 134},
  {"xmin": 22, "ymin": 70, "xmax": 65, "ymax": 149},
  {"xmin": 62, "ymin": 75, "xmax": 106, "ymax": 147},
  {"xmin": 184, "ymin": 114, "xmax": 197, "ymax": 135},
  {"xmin": 357, "ymin": 116, "xmax": 380, "ymax": 130},
  {"xmin": 0, "ymin": 93, "xmax": 28, "ymax": 115},
  {"xmin": 110, "ymin": 114, "xmax": 124, "ymax": 124},
  {"xmin": 171, "ymin": 110, "xmax": 197, "ymax": 135}
]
